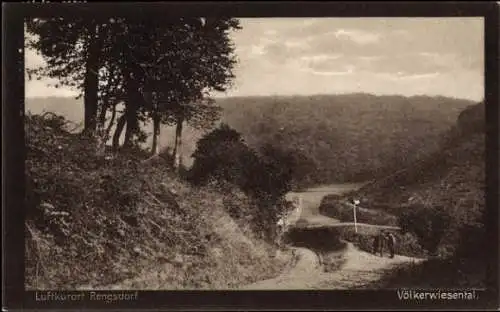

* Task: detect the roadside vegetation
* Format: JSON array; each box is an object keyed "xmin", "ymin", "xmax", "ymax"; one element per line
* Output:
[
  {"xmin": 24, "ymin": 17, "xmax": 299, "ymax": 290},
  {"xmin": 318, "ymin": 102, "xmax": 486, "ymax": 287},
  {"xmin": 25, "ymin": 113, "xmax": 298, "ymax": 289},
  {"xmin": 24, "ymin": 15, "xmax": 486, "ymax": 290}
]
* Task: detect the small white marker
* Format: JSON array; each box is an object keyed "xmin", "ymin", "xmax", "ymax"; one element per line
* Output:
[{"xmin": 353, "ymin": 199, "xmax": 359, "ymax": 233}]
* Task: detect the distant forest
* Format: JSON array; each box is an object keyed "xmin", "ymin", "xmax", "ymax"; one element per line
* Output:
[
  {"xmin": 26, "ymin": 93, "xmax": 475, "ymax": 188},
  {"xmin": 217, "ymin": 94, "xmax": 475, "ymax": 187}
]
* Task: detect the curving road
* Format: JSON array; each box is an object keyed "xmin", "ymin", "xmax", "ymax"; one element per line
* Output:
[
  {"xmin": 242, "ymin": 242, "xmax": 423, "ymax": 290},
  {"xmin": 242, "ymin": 183, "xmax": 422, "ymax": 290}
]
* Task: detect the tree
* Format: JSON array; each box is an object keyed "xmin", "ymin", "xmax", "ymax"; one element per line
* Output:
[
  {"xmin": 168, "ymin": 97, "xmax": 222, "ymax": 166},
  {"xmin": 189, "ymin": 123, "xmax": 250, "ymax": 185},
  {"xmin": 258, "ymin": 143, "xmax": 318, "ymax": 191},
  {"xmin": 107, "ymin": 18, "xmax": 239, "ymax": 156},
  {"xmin": 27, "ymin": 17, "xmax": 241, "ymax": 157},
  {"xmin": 156, "ymin": 17, "xmax": 241, "ymax": 169},
  {"xmin": 26, "ymin": 18, "xmax": 149, "ymax": 149},
  {"xmin": 26, "ymin": 18, "xmax": 107, "ymax": 135},
  {"xmin": 399, "ymin": 204, "xmax": 454, "ymax": 256},
  {"xmin": 189, "ymin": 123, "xmax": 287, "ymax": 241}
]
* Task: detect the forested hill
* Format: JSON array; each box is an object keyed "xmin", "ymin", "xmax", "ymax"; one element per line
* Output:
[
  {"xmin": 25, "ymin": 93, "xmax": 475, "ymax": 187},
  {"xmin": 318, "ymin": 102, "xmax": 486, "ymax": 287},
  {"xmin": 216, "ymin": 94, "xmax": 475, "ymax": 185}
]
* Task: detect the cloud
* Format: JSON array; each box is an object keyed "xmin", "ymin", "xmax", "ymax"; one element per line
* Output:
[
  {"xmin": 291, "ymin": 53, "xmax": 352, "ymax": 75},
  {"xmin": 283, "ymin": 39, "xmax": 308, "ymax": 49},
  {"xmin": 392, "ymin": 29, "xmax": 409, "ymax": 35},
  {"xmin": 306, "ymin": 65, "xmax": 355, "ymax": 76},
  {"xmin": 375, "ymin": 71, "xmax": 441, "ymax": 81},
  {"xmin": 357, "ymin": 55, "xmax": 384, "ymax": 63},
  {"xmin": 354, "ymin": 52, "xmax": 458, "ymax": 77},
  {"xmin": 302, "ymin": 19, "xmax": 318, "ymax": 27},
  {"xmin": 264, "ymin": 29, "xmax": 278, "ymax": 36},
  {"xmin": 25, "ymin": 17, "xmax": 484, "ymax": 102},
  {"xmin": 249, "ymin": 44, "xmax": 266, "ymax": 56},
  {"xmin": 299, "ymin": 54, "xmax": 343, "ymax": 63},
  {"xmin": 333, "ymin": 29, "xmax": 382, "ymax": 45},
  {"xmin": 418, "ymin": 52, "xmax": 459, "ymax": 68}
]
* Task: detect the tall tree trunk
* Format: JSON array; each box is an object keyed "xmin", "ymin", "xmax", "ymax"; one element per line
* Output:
[
  {"xmin": 112, "ymin": 113, "xmax": 126, "ymax": 152},
  {"xmin": 172, "ymin": 115, "xmax": 184, "ymax": 170},
  {"xmin": 97, "ymin": 81, "xmax": 112, "ymax": 131},
  {"xmin": 98, "ymin": 103, "xmax": 108, "ymax": 129},
  {"xmin": 105, "ymin": 103, "xmax": 117, "ymax": 141},
  {"xmin": 123, "ymin": 100, "xmax": 138, "ymax": 149},
  {"xmin": 151, "ymin": 114, "xmax": 160, "ymax": 155},
  {"xmin": 122, "ymin": 66, "xmax": 141, "ymax": 149},
  {"xmin": 95, "ymin": 97, "xmax": 111, "ymax": 156},
  {"xmin": 83, "ymin": 23, "xmax": 102, "ymax": 135}
]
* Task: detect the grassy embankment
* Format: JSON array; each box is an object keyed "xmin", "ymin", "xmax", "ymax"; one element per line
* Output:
[
  {"xmin": 25, "ymin": 113, "xmax": 293, "ymax": 290},
  {"xmin": 318, "ymin": 102, "xmax": 486, "ymax": 287}
]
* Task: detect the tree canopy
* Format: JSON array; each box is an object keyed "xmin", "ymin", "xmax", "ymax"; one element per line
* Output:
[{"xmin": 26, "ymin": 17, "xmax": 241, "ymax": 157}]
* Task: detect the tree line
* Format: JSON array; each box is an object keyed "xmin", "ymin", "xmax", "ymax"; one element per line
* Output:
[{"xmin": 26, "ymin": 16, "xmax": 241, "ymax": 169}]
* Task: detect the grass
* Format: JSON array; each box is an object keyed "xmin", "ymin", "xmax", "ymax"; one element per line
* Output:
[
  {"xmin": 334, "ymin": 102, "xmax": 487, "ymax": 288},
  {"xmin": 25, "ymin": 112, "xmax": 293, "ymax": 290},
  {"xmin": 319, "ymin": 198, "xmax": 398, "ymax": 226},
  {"xmin": 316, "ymin": 198, "xmax": 426, "ymax": 258},
  {"xmin": 364, "ymin": 257, "xmax": 487, "ymax": 289}
]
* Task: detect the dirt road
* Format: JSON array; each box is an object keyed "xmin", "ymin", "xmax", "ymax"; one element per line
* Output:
[
  {"xmin": 242, "ymin": 183, "xmax": 423, "ymax": 290},
  {"xmin": 242, "ymin": 242, "xmax": 423, "ymax": 290}
]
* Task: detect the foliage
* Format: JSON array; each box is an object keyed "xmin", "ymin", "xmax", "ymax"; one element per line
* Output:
[
  {"xmin": 338, "ymin": 228, "xmax": 425, "ymax": 258},
  {"xmin": 365, "ymin": 257, "xmax": 486, "ymax": 289},
  {"xmin": 26, "ymin": 17, "xmax": 241, "ymax": 151},
  {"xmin": 399, "ymin": 204, "xmax": 454, "ymax": 256},
  {"xmin": 189, "ymin": 123, "xmax": 291, "ymax": 197},
  {"xmin": 189, "ymin": 123, "xmax": 253, "ymax": 185},
  {"xmin": 315, "ymin": 196, "xmax": 425, "ymax": 257},
  {"xmin": 319, "ymin": 198, "xmax": 399, "ymax": 226},
  {"xmin": 217, "ymin": 94, "xmax": 474, "ymax": 187},
  {"xmin": 258, "ymin": 143, "xmax": 318, "ymax": 191},
  {"xmin": 25, "ymin": 18, "xmax": 89, "ymax": 95},
  {"xmin": 25, "ymin": 113, "xmax": 291, "ymax": 289},
  {"xmin": 344, "ymin": 102, "xmax": 486, "ymax": 287},
  {"xmin": 188, "ymin": 123, "xmax": 296, "ymax": 241},
  {"xmin": 26, "ymin": 18, "xmax": 120, "ymax": 134}
]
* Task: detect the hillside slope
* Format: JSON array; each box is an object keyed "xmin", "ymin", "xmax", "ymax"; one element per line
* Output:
[
  {"xmin": 25, "ymin": 113, "xmax": 292, "ymax": 290},
  {"xmin": 218, "ymin": 94, "xmax": 474, "ymax": 184},
  {"xmin": 351, "ymin": 101, "xmax": 484, "ymax": 216},
  {"xmin": 25, "ymin": 94, "xmax": 474, "ymax": 187},
  {"xmin": 322, "ymin": 102, "xmax": 486, "ymax": 287}
]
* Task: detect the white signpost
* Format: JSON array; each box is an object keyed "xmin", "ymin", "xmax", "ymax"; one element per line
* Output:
[{"xmin": 352, "ymin": 199, "xmax": 360, "ymax": 233}]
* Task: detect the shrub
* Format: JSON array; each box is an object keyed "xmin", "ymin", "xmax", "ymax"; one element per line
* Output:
[
  {"xmin": 399, "ymin": 204, "xmax": 454, "ymax": 256},
  {"xmin": 188, "ymin": 123, "xmax": 295, "ymax": 242},
  {"xmin": 189, "ymin": 123, "xmax": 257, "ymax": 187},
  {"xmin": 338, "ymin": 227, "xmax": 425, "ymax": 258},
  {"xmin": 319, "ymin": 198, "xmax": 398, "ymax": 226}
]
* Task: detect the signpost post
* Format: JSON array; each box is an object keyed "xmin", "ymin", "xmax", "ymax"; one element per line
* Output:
[
  {"xmin": 352, "ymin": 199, "xmax": 360, "ymax": 233},
  {"xmin": 291, "ymin": 195, "xmax": 303, "ymax": 225}
]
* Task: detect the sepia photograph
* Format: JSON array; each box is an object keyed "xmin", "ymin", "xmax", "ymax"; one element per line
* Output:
[{"xmin": 19, "ymin": 4, "xmax": 491, "ymax": 304}]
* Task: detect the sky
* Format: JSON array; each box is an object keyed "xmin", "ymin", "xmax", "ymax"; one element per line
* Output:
[{"xmin": 25, "ymin": 17, "xmax": 484, "ymax": 101}]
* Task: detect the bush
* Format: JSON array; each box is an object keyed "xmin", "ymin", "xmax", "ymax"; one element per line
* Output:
[
  {"xmin": 189, "ymin": 123, "xmax": 257, "ymax": 187},
  {"xmin": 399, "ymin": 204, "xmax": 454, "ymax": 256},
  {"xmin": 337, "ymin": 227, "xmax": 425, "ymax": 258},
  {"xmin": 188, "ymin": 123, "xmax": 298, "ymax": 242},
  {"xmin": 319, "ymin": 198, "xmax": 398, "ymax": 226}
]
